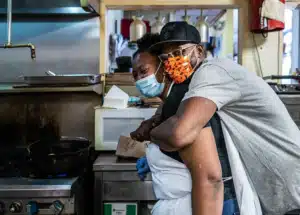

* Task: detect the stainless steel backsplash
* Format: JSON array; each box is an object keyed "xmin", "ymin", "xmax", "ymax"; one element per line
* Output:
[
  {"xmin": 0, "ymin": 92, "xmax": 101, "ymax": 146},
  {"xmin": 0, "ymin": 16, "xmax": 99, "ymax": 83}
]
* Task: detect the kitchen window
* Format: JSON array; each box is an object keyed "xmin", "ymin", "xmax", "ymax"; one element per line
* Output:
[{"xmin": 282, "ymin": 7, "xmax": 300, "ymax": 76}]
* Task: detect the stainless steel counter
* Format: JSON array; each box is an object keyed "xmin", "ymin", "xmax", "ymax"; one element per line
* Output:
[
  {"xmin": 0, "ymin": 177, "xmax": 78, "ymax": 198},
  {"xmin": 0, "ymin": 177, "xmax": 82, "ymax": 215},
  {"xmin": 93, "ymin": 153, "xmax": 138, "ymax": 171},
  {"xmin": 0, "ymin": 84, "xmax": 102, "ymax": 94},
  {"xmin": 93, "ymin": 154, "xmax": 156, "ymax": 215}
]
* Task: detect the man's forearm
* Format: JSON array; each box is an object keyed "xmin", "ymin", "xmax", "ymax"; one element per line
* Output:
[
  {"xmin": 179, "ymin": 127, "xmax": 223, "ymax": 215},
  {"xmin": 191, "ymin": 178, "xmax": 224, "ymax": 215},
  {"xmin": 150, "ymin": 115, "xmax": 180, "ymax": 151},
  {"xmin": 150, "ymin": 115, "xmax": 202, "ymax": 150},
  {"xmin": 153, "ymin": 97, "xmax": 217, "ymax": 149}
]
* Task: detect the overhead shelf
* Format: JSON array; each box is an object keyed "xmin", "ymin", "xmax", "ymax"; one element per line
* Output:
[{"xmin": 80, "ymin": 0, "xmax": 239, "ymax": 11}]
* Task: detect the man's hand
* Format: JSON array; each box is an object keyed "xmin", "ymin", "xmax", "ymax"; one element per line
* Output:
[{"xmin": 130, "ymin": 115, "xmax": 161, "ymax": 142}]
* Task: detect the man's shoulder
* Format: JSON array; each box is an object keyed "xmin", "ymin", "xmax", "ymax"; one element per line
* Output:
[
  {"xmin": 200, "ymin": 58, "xmax": 245, "ymax": 72},
  {"xmin": 191, "ymin": 58, "xmax": 240, "ymax": 83},
  {"xmin": 194, "ymin": 58, "xmax": 253, "ymax": 84}
]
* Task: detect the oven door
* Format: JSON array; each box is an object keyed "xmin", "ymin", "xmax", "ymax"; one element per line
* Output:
[{"xmin": 94, "ymin": 107, "xmax": 156, "ymax": 151}]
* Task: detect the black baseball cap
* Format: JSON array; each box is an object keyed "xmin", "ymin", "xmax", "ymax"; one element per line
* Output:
[{"xmin": 149, "ymin": 21, "xmax": 201, "ymax": 51}]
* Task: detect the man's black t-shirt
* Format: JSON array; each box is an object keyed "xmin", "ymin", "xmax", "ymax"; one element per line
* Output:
[{"xmin": 160, "ymin": 74, "xmax": 236, "ymax": 200}]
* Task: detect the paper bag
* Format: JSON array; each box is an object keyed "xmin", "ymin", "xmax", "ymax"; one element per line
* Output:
[{"xmin": 116, "ymin": 136, "xmax": 146, "ymax": 158}]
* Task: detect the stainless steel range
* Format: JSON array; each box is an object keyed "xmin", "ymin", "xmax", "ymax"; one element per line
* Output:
[
  {"xmin": 264, "ymin": 75, "xmax": 300, "ymax": 95},
  {"xmin": 265, "ymin": 75, "xmax": 300, "ymax": 128},
  {"xmin": 0, "ymin": 177, "xmax": 85, "ymax": 215}
]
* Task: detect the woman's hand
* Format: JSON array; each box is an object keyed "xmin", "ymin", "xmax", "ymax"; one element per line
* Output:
[{"xmin": 136, "ymin": 156, "xmax": 150, "ymax": 181}]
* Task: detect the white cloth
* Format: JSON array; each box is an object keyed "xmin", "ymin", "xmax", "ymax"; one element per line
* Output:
[
  {"xmin": 261, "ymin": 0, "xmax": 285, "ymax": 23},
  {"xmin": 222, "ymin": 123, "xmax": 263, "ymax": 215},
  {"xmin": 183, "ymin": 58, "xmax": 300, "ymax": 215},
  {"xmin": 145, "ymin": 143, "xmax": 192, "ymax": 215}
]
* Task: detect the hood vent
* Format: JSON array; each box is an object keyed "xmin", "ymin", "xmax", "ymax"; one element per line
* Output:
[{"xmin": 0, "ymin": 0, "xmax": 95, "ymax": 14}]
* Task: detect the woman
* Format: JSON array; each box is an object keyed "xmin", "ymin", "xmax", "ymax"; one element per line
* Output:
[{"xmin": 131, "ymin": 33, "xmax": 237, "ymax": 215}]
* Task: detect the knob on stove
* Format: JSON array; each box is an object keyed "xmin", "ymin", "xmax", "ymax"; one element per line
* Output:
[
  {"xmin": 49, "ymin": 200, "xmax": 64, "ymax": 215},
  {"xmin": 0, "ymin": 201, "xmax": 5, "ymax": 215},
  {"xmin": 26, "ymin": 201, "xmax": 38, "ymax": 215},
  {"xmin": 9, "ymin": 201, "xmax": 22, "ymax": 213}
]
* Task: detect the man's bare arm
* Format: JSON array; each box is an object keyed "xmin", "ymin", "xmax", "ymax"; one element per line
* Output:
[
  {"xmin": 150, "ymin": 97, "xmax": 216, "ymax": 150},
  {"xmin": 130, "ymin": 103, "xmax": 163, "ymax": 141},
  {"xmin": 179, "ymin": 127, "xmax": 223, "ymax": 215}
]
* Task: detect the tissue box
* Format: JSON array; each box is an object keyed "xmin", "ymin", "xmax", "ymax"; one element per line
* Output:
[{"xmin": 103, "ymin": 85, "xmax": 129, "ymax": 109}]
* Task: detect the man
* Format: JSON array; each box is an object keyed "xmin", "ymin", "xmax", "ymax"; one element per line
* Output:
[
  {"xmin": 131, "ymin": 32, "xmax": 236, "ymax": 215},
  {"xmin": 148, "ymin": 22, "xmax": 300, "ymax": 215}
]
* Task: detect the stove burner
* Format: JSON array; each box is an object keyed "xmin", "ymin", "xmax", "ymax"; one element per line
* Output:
[
  {"xmin": 0, "ymin": 155, "xmax": 78, "ymax": 179},
  {"xmin": 0, "ymin": 162, "xmax": 72, "ymax": 179},
  {"xmin": 48, "ymin": 173, "xmax": 68, "ymax": 178}
]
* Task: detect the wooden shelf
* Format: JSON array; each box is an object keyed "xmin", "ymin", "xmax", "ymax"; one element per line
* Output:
[
  {"xmin": 106, "ymin": 73, "xmax": 135, "ymax": 86},
  {"xmin": 82, "ymin": 0, "xmax": 240, "ymax": 9}
]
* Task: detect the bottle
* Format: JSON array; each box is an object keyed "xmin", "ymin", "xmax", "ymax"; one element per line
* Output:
[
  {"xmin": 151, "ymin": 13, "xmax": 165, "ymax": 34},
  {"xmin": 130, "ymin": 16, "xmax": 146, "ymax": 42},
  {"xmin": 195, "ymin": 16, "xmax": 209, "ymax": 43}
]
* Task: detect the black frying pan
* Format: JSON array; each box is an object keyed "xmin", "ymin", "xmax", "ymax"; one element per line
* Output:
[{"xmin": 27, "ymin": 136, "xmax": 91, "ymax": 177}]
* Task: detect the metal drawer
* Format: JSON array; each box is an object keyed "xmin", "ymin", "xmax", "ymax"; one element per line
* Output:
[
  {"xmin": 103, "ymin": 181, "xmax": 156, "ymax": 201},
  {"xmin": 280, "ymin": 95, "xmax": 300, "ymax": 105},
  {"xmin": 102, "ymin": 171, "xmax": 152, "ymax": 181}
]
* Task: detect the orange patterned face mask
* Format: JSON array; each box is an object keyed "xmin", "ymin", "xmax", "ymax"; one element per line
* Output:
[
  {"xmin": 163, "ymin": 55, "xmax": 194, "ymax": 84},
  {"xmin": 160, "ymin": 45, "xmax": 197, "ymax": 84}
]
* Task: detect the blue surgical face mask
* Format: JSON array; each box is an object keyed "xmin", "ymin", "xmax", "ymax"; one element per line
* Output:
[{"xmin": 135, "ymin": 64, "xmax": 165, "ymax": 98}]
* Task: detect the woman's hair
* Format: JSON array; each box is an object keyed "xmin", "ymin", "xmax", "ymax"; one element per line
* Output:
[{"xmin": 133, "ymin": 33, "xmax": 160, "ymax": 59}]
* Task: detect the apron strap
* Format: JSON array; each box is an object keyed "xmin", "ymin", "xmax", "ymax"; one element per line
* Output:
[{"xmin": 222, "ymin": 176, "xmax": 233, "ymax": 183}]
